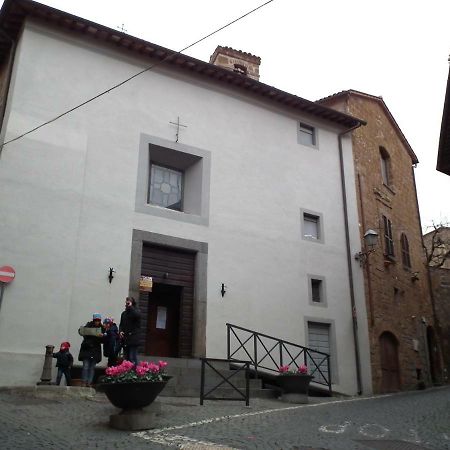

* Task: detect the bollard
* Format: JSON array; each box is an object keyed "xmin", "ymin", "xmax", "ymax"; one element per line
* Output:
[{"xmin": 37, "ymin": 344, "xmax": 54, "ymax": 385}]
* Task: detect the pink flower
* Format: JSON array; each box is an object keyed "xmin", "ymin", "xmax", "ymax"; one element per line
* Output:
[
  {"xmin": 278, "ymin": 365, "xmax": 290, "ymax": 373},
  {"xmin": 136, "ymin": 366, "xmax": 149, "ymax": 377},
  {"xmin": 298, "ymin": 364, "xmax": 308, "ymax": 374},
  {"xmin": 148, "ymin": 363, "xmax": 160, "ymax": 373},
  {"xmin": 158, "ymin": 360, "xmax": 168, "ymax": 369}
]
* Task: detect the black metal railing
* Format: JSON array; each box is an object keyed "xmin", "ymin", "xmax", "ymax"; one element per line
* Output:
[
  {"xmin": 200, "ymin": 358, "xmax": 250, "ymax": 406},
  {"xmin": 226, "ymin": 323, "xmax": 332, "ymax": 394}
]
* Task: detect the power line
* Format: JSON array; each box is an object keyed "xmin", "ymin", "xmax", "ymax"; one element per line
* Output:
[{"xmin": 0, "ymin": 0, "xmax": 274, "ymax": 151}]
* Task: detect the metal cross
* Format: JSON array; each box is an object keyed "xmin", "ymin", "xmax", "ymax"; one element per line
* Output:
[
  {"xmin": 117, "ymin": 23, "xmax": 127, "ymax": 32},
  {"xmin": 169, "ymin": 116, "xmax": 187, "ymax": 143}
]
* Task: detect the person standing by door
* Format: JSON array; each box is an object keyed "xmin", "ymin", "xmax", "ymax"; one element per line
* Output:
[
  {"xmin": 119, "ymin": 297, "xmax": 141, "ymax": 366},
  {"xmin": 78, "ymin": 313, "xmax": 104, "ymax": 387}
]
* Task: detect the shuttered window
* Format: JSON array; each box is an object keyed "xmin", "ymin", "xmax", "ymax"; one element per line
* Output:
[
  {"xmin": 307, "ymin": 322, "xmax": 330, "ymax": 384},
  {"xmin": 383, "ymin": 215, "xmax": 395, "ymax": 257}
]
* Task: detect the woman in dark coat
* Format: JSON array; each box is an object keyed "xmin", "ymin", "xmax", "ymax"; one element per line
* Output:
[
  {"xmin": 119, "ymin": 297, "xmax": 141, "ymax": 366},
  {"xmin": 78, "ymin": 313, "xmax": 104, "ymax": 386}
]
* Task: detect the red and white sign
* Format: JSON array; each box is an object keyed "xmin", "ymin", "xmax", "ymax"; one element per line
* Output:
[{"xmin": 0, "ymin": 266, "xmax": 15, "ymax": 283}]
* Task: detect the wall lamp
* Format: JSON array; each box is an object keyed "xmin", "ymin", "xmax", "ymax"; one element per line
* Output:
[
  {"xmin": 108, "ymin": 267, "xmax": 115, "ymax": 284},
  {"xmin": 221, "ymin": 283, "xmax": 227, "ymax": 297},
  {"xmin": 355, "ymin": 229, "xmax": 378, "ymax": 266}
]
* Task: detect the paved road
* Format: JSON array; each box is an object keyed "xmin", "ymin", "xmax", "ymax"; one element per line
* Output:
[{"xmin": 0, "ymin": 386, "xmax": 449, "ymax": 449}]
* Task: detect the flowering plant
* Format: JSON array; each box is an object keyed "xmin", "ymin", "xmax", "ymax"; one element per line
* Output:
[
  {"xmin": 101, "ymin": 360, "xmax": 168, "ymax": 384},
  {"xmin": 278, "ymin": 364, "xmax": 308, "ymax": 375}
]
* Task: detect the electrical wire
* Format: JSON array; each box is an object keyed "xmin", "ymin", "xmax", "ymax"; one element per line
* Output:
[{"xmin": 0, "ymin": 0, "xmax": 274, "ymax": 150}]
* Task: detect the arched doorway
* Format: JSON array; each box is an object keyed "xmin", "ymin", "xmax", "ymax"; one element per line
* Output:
[
  {"xmin": 427, "ymin": 326, "xmax": 440, "ymax": 385},
  {"xmin": 379, "ymin": 331, "xmax": 400, "ymax": 392}
]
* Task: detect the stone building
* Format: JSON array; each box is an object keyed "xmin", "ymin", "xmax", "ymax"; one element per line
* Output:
[
  {"xmin": 319, "ymin": 90, "xmax": 441, "ymax": 392},
  {"xmin": 423, "ymin": 227, "xmax": 450, "ymax": 382}
]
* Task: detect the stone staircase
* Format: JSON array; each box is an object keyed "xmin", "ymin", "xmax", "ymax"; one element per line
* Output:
[{"xmin": 140, "ymin": 356, "xmax": 278, "ymax": 399}]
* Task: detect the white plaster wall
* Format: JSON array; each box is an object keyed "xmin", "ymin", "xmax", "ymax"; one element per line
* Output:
[{"xmin": 0, "ymin": 21, "xmax": 370, "ymax": 393}]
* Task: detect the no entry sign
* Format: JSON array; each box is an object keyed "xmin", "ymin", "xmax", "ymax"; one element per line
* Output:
[{"xmin": 0, "ymin": 266, "xmax": 15, "ymax": 283}]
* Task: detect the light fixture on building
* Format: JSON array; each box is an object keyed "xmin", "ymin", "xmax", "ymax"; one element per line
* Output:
[
  {"xmin": 355, "ymin": 229, "xmax": 378, "ymax": 266},
  {"xmin": 221, "ymin": 283, "xmax": 227, "ymax": 298},
  {"xmin": 108, "ymin": 267, "xmax": 115, "ymax": 284},
  {"xmin": 411, "ymin": 272, "xmax": 419, "ymax": 282}
]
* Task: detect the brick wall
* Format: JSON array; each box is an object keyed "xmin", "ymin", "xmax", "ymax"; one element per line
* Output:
[{"xmin": 323, "ymin": 92, "xmax": 439, "ymax": 392}]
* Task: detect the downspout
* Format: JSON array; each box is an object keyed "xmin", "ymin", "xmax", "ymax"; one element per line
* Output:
[
  {"xmin": 338, "ymin": 122, "xmax": 365, "ymax": 395},
  {"xmin": 0, "ymin": 27, "xmax": 17, "ymax": 160}
]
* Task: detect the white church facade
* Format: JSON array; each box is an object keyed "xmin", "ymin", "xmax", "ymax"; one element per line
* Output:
[{"xmin": 0, "ymin": 0, "xmax": 372, "ymax": 394}]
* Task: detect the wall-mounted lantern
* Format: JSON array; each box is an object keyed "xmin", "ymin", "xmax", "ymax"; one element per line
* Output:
[
  {"xmin": 355, "ymin": 229, "xmax": 378, "ymax": 266},
  {"xmin": 221, "ymin": 283, "xmax": 227, "ymax": 298}
]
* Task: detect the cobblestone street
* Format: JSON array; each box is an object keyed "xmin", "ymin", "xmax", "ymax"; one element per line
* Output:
[{"xmin": 0, "ymin": 386, "xmax": 449, "ymax": 449}]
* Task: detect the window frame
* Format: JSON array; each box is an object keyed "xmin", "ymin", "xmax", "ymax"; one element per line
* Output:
[
  {"xmin": 135, "ymin": 134, "xmax": 211, "ymax": 226},
  {"xmin": 301, "ymin": 209, "xmax": 324, "ymax": 244},
  {"xmin": 298, "ymin": 122, "xmax": 317, "ymax": 147},
  {"xmin": 380, "ymin": 146, "xmax": 392, "ymax": 186},
  {"xmin": 148, "ymin": 162, "xmax": 184, "ymax": 211},
  {"xmin": 307, "ymin": 274, "xmax": 327, "ymax": 307},
  {"xmin": 383, "ymin": 215, "xmax": 395, "ymax": 258},
  {"xmin": 400, "ymin": 233, "xmax": 412, "ymax": 268}
]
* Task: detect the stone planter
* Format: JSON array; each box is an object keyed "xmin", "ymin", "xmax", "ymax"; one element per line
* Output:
[
  {"xmin": 96, "ymin": 377, "xmax": 171, "ymax": 430},
  {"xmin": 277, "ymin": 374, "xmax": 313, "ymax": 404}
]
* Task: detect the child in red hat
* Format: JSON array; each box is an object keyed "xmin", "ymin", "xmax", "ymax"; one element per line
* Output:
[{"xmin": 53, "ymin": 342, "xmax": 73, "ymax": 386}]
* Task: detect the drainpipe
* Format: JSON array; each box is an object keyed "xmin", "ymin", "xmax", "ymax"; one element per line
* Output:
[
  {"xmin": 0, "ymin": 28, "xmax": 17, "ymax": 160},
  {"xmin": 338, "ymin": 122, "xmax": 365, "ymax": 395}
]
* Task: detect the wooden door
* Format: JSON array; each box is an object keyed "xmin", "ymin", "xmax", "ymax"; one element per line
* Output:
[
  {"xmin": 138, "ymin": 244, "xmax": 195, "ymax": 358},
  {"xmin": 380, "ymin": 331, "xmax": 400, "ymax": 392},
  {"xmin": 145, "ymin": 283, "xmax": 181, "ymax": 357}
]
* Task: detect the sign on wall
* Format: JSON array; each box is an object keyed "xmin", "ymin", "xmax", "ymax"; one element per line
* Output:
[{"xmin": 139, "ymin": 276, "xmax": 153, "ymax": 292}]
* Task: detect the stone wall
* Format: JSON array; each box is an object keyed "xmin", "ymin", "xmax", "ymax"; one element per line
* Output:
[{"xmin": 323, "ymin": 92, "xmax": 439, "ymax": 392}]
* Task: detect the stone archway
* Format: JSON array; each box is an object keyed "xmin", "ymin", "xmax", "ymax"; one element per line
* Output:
[{"xmin": 379, "ymin": 331, "xmax": 400, "ymax": 393}]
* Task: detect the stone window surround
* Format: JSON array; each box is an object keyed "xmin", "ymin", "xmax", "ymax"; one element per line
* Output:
[
  {"xmin": 297, "ymin": 121, "xmax": 319, "ymax": 149},
  {"xmin": 301, "ymin": 209, "xmax": 324, "ymax": 244},
  {"xmin": 304, "ymin": 317, "xmax": 339, "ymax": 384},
  {"xmin": 307, "ymin": 274, "xmax": 327, "ymax": 307},
  {"xmin": 129, "ymin": 229, "xmax": 208, "ymax": 358},
  {"xmin": 135, "ymin": 133, "xmax": 211, "ymax": 226}
]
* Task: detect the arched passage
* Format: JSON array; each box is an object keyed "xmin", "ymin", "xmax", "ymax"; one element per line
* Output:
[{"xmin": 379, "ymin": 331, "xmax": 400, "ymax": 392}]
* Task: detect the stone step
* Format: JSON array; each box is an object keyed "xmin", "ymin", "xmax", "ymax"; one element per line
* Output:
[{"xmin": 160, "ymin": 383, "xmax": 277, "ymax": 399}]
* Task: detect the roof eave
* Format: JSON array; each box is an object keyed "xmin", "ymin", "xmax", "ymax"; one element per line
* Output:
[{"xmin": 0, "ymin": 0, "xmax": 364, "ymax": 130}]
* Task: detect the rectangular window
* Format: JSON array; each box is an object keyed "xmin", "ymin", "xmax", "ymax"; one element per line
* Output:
[
  {"xmin": 311, "ymin": 279, "xmax": 322, "ymax": 303},
  {"xmin": 304, "ymin": 213, "xmax": 320, "ymax": 240},
  {"xmin": 299, "ymin": 123, "xmax": 316, "ymax": 146},
  {"xmin": 149, "ymin": 164, "xmax": 183, "ymax": 211},
  {"xmin": 383, "ymin": 215, "xmax": 395, "ymax": 257}
]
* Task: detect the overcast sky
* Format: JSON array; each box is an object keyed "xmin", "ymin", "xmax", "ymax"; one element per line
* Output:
[{"xmin": 4, "ymin": 0, "xmax": 450, "ymax": 230}]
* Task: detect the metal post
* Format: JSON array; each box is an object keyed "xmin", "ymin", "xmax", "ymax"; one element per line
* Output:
[
  {"xmin": 226, "ymin": 324, "xmax": 230, "ymax": 359},
  {"xmin": 37, "ymin": 345, "xmax": 55, "ymax": 385},
  {"xmin": 245, "ymin": 362, "xmax": 250, "ymax": 406},
  {"xmin": 200, "ymin": 358, "xmax": 205, "ymax": 405},
  {"xmin": 253, "ymin": 334, "xmax": 258, "ymax": 377},
  {"xmin": 279, "ymin": 341, "xmax": 283, "ymax": 368},
  {"xmin": 0, "ymin": 282, "xmax": 5, "ymax": 311}
]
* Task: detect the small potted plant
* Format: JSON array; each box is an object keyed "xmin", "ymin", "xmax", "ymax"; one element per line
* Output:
[
  {"xmin": 277, "ymin": 364, "xmax": 313, "ymax": 398},
  {"xmin": 96, "ymin": 360, "xmax": 171, "ymax": 411}
]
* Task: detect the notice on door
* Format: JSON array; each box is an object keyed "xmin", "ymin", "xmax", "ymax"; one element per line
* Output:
[
  {"xmin": 139, "ymin": 276, "xmax": 153, "ymax": 292},
  {"xmin": 156, "ymin": 306, "xmax": 167, "ymax": 329}
]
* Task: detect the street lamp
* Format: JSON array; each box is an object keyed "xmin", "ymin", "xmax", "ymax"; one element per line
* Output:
[{"xmin": 355, "ymin": 229, "xmax": 378, "ymax": 266}]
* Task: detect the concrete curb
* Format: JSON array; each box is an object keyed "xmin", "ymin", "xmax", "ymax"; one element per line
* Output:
[{"xmin": 0, "ymin": 385, "xmax": 96, "ymax": 400}]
